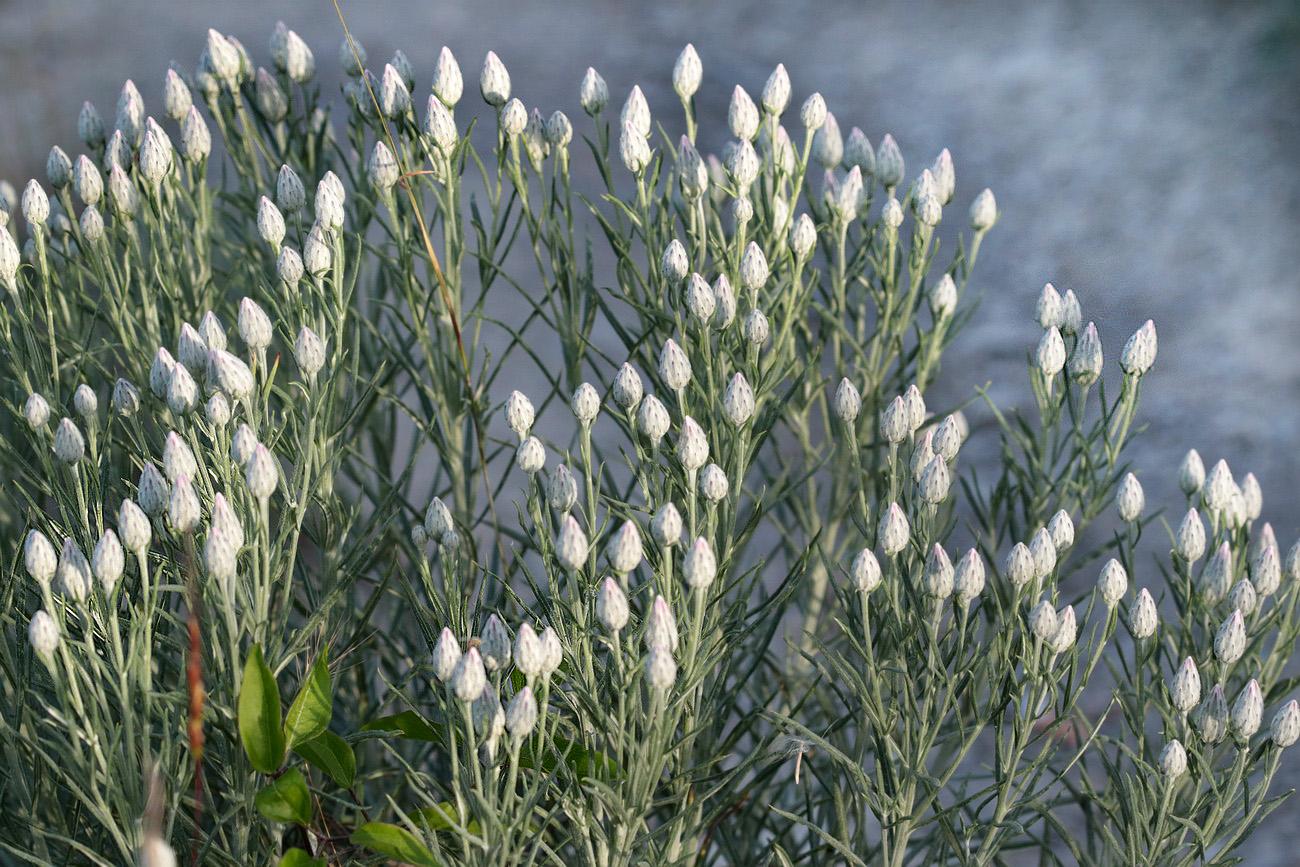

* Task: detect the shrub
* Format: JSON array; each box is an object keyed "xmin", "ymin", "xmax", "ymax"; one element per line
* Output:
[{"xmin": 0, "ymin": 20, "xmax": 1295, "ymax": 866}]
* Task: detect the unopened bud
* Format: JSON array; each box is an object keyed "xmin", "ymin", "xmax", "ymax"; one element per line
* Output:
[
  {"xmin": 1005, "ymin": 543, "xmax": 1034, "ymax": 588},
  {"xmin": 1169, "ymin": 656, "xmax": 1201, "ymax": 712},
  {"xmin": 1130, "ymin": 588, "xmax": 1158, "ymax": 639},
  {"xmin": 1233, "ymin": 680, "xmax": 1263, "ymax": 738},
  {"xmin": 833, "ymin": 378, "xmax": 860, "ymax": 423},
  {"xmin": 1117, "ymin": 473, "xmax": 1144, "ymax": 522},
  {"xmin": 1097, "ymin": 559, "xmax": 1128, "ymax": 606},
  {"xmin": 924, "ymin": 545, "xmax": 954, "ymax": 598},
  {"xmin": 878, "ymin": 503, "xmax": 909, "ymax": 556},
  {"xmin": 480, "ymin": 51, "xmax": 511, "ymax": 107},
  {"xmin": 596, "ymin": 579, "xmax": 629, "ymax": 632},
  {"xmin": 1214, "ymin": 610, "xmax": 1246, "ymax": 665},
  {"xmin": 579, "ymin": 67, "xmax": 608, "ymax": 116},
  {"xmin": 1179, "ymin": 449, "xmax": 1206, "ymax": 496}
]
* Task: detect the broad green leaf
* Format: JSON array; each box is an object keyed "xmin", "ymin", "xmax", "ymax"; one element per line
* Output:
[
  {"xmin": 277, "ymin": 847, "xmax": 324, "ymax": 866},
  {"xmin": 359, "ymin": 710, "xmax": 441, "ymax": 742},
  {"xmin": 413, "ymin": 802, "xmax": 481, "ymax": 835},
  {"xmin": 350, "ymin": 822, "xmax": 437, "ymax": 867},
  {"xmin": 295, "ymin": 731, "xmax": 356, "ymax": 788},
  {"xmin": 285, "ymin": 652, "xmax": 332, "ymax": 748},
  {"xmin": 254, "ymin": 768, "xmax": 311, "ymax": 826},
  {"xmin": 239, "ymin": 644, "xmax": 285, "ymax": 774}
]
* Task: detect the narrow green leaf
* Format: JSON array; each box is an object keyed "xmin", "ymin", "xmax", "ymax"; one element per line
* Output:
[
  {"xmin": 285, "ymin": 653, "xmax": 332, "ymax": 749},
  {"xmin": 239, "ymin": 644, "xmax": 285, "ymax": 774},
  {"xmin": 276, "ymin": 847, "xmax": 324, "ymax": 866},
  {"xmin": 294, "ymin": 731, "xmax": 356, "ymax": 788},
  {"xmin": 350, "ymin": 822, "xmax": 437, "ymax": 867},
  {"xmin": 254, "ymin": 768, "xmax": 311, "ymax": 826},
  {"xmin": 518, "ymin": 735, "xmax": 620, "ymax": 780},
  {"xmin": 359, "ymin": 710, "xmax": 441, "ymax": 742}
]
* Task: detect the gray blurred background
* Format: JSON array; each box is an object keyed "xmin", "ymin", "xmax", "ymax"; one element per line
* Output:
[{"xmin": 2, "ymin": 0, "xmax": 1300, "ymax": 859}]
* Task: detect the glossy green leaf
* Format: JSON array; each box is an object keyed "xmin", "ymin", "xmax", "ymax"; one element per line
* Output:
[
  {"xmin": 350, "ymin": 822, "xmax": 437, "ymax": 867},
  {"xmin": 285, "ymin": 652, "xmax": 332, "ymax": 748},
  {"xmin": 238, "ymin": 644, "xmax": 285, "ymax": 774},
  {"xmin": 254, "ymin": 768, "xmax": 311, "ymax": 826},
  {"xmin": 294, "ymin": 730, "xmax": 356, "ymax": 788},
  {"xmin": 276, "ymin": 847, "xmax": 324, "ymax": 866}
]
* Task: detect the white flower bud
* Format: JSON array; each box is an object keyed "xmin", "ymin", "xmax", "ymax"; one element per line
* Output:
[
  {"xmin": 302, "ymin": 224, "xmax": 332, "ymax": 277},
  {"xmin": 24, "ymin": 530, "xmax": 57, "ymax": 585},
  {"xmin": 294, "ymin": 326, "xmax": 325, "ymax": 379},
  {"xmin": 619, "ymin": 123, "xmax": 652, "ymax": 173},
  {"xmin": 1037, "ymin": 327, "xmax": 1066, "ymax": 377},
  {"xmin": 881, "ymin": 197, "xmax": 904, "ymax": 229},
  {"xmin": 547, "ymin": 465, "xmax": 578, "ymax": 513},
  {"xmin": 1173, "ymin": 509, "xmax": 1206, "ymax": 563},
  {"xmin": 1029, "ymin": 600, "xmax": 1058, "ymax": 641},
  {"xmin": 1117, "ymin": 473, "xmax": 1144, "ymax": 522},
  {"xmin": 903, "ymin": 385, "xmax": 926, "ymax": 432},
  {"xmin": 643, "ymin": 595, "xmax": 678, "ymax": 651},
  {"xmin": 21, "ymin": 179, "xmax": 49, "ymax": 226},
  {"xmin": 651, "ymin": 503, "xmax": 683, "ymax": 549},
  {"xmin": 1069, "ymin": 322, "xmax": 1103, "ymax": 385},
  {"xmin": 580, "ymin": 67, "xmax": 608, "ymax": 115},
  {"xmin": 713, "ymin": 274, "xmax": 737, "ymax": 329},
  {"xmin": 621, "ymin": 85, "xmax": 651, "ymax": 137},
  {"xmin": 728, "ymin": 139, "xmax": 759, "ymax": 190},
  {"xmin": 166, "ymin": 363, "xmax": 198, "ymax": 415},
  {"xmin": 29, "ymin": 611, "xmax": 60, "ymax": 658},
  {"xmin": 538, "ymin": 626, "xmax": 562, "ymax": 676},
  {"xmin": 367, "ymin": 141, "xmax": 399, "ymax": 193},
  {"xmin": 515, "ymin": 436, "xmax": 545, "ymax": 474},
  {"xmin": 784, "ymin": 214, "xmax": 816, "ymax": 263},
  {"xmin": 1120, "ymin": 320, "xmax": 1157, "ymax": 376},
  {"xmin": 684, "ymin": 537, "xmax": 718, "ymax": 589},
  {"xmin": 1229, "ymin": 577, "xmax": 1257, "ymax": 616},
  {"xmin": 1029, "ymin": 528, "xmax": 1056, "ymax": 578},
  {"xmin": 954, "ymin": 550, "xmax": 986, "ymax": 602},
  {"xmin": 918, "ymin": 456, "xmax": 951, "ymax": 505},
  {"xmin": 479, "ymin": 614, "xmax": 511, "ymax": 672},
  {"xmin": 378, "ymin": 64, "xmax": 410, "ymax": 119},
  {"xmin": 424, "ymin": 46, "xmax": 463, "ymax": 107},
  {"xmin": 1178, "ymin": 449, "xmax": 1205, "ymax": 496},
  {"xmin": 137, "ymin": 462, "xmax": 169, "ymax": 515},
  {"xmin": 880, "ymin": 396, "xmax": 908, "ymax": 445},
  {"xmin": 176, "ymin": 323, "xmax": 208, "ymax": 372},
  {"xmin": 499, "ymin": 98, "xmax": 527, "ymax": 137},
  {"xmin": 180, "ymin": 106, "xmax": 211, "ymax": 161},
  {"xmin": 431, "ymin": 628, "xmax": 462, "ymax": 683},
  {"xmin": 452, "ymin": 648, "xmax": 487, "ymax": 702},
  {"xmin": 1251, "ymin": 544, "xmax": 1280, "ymax": 596},
  {"xmin": 93, "ymin": 529, "xmax": 125, "ymax": 593},
  {"xmin": 506, "ymin": 687, "xmax": 538, "ymax": 738},
  {"xmin": 479, "ymin": 51, "xmax": 510, "ymax": 107},
  {"xmin": 596, "ymin": 578, "xmax": 629, "ymax": 632},
  {"xmin": 814, "ymin": 112, "xmax": 844, "ymax": 170},
  {"xmin": 646, "ymin": 646, "xmax": 677, "ymax": 691},
  {"xmin": 744, "ymin": 309, "xmax": 770, "ymax": 346},
  {"xmin": 568, "ymin": 382, "xmax": 599, "ymax": 425},
  {"xmin": 79, "ymin": 101, "xmax": 106, "ymax": 149},
  {"xmin": 677, "ymin": 417, "xmax": 709, "ymax": 471},
  {"xmin": 71, "ymin": 157, "xmax": 103, "ymax": 210},
  {"xmin": 277, "ymin": 246, "xmax": 304, "ymax": 285},
  {"xmin": 869, "ymin": 135, "xmax": 902, "ymax": 189},
  {"xmin": 878, "ymin": 503, "xmax": 910, "ymax": 556},
  {"xmin": 970, "ymin": 188, "xmax": 997, "ymax": 232},
  {"xmin": 556, "ymin": 515, "xmax": 589, "ymax": 573},
  {"xmin": 1096, "ymin": 559, "xmax": 1127, "ymax": 606},
  {"xmin": 1196, "ymin": 684, "xmax": 1229, "ymax": 744},
  {"xmin": 1214, "ymin": 610, "xmax": 1246, "ymax": 665},
  {"xmin": 207, "ymin": 350, "xmax": 253, "ymax": 400},
  {"xmin": 1241, "ymin": 473, "xmax": 1262, "ymax": 521},
  {"xmin": 924, "ymin": 545, "xmax": 954, "ymax": 599},
  {"xmin": 636, "ymin": 394, "xmax": 671, "ymax": 444},
  {"xmin": 1232, "ymin": 680, "xmax": 1263, "ymax": 738},
  {"xmin": 167, "ymin": 474, "xmax": 201, "ymax": 534},
  {"xmin": 736, "ymin": 243, "xmax": 769, "ymax": 293},
  {"xmin": 24, "ymin": 393, "xmax": 50, "ymax": 429},
  {"xmin": 1005, "ymin": 543, "xmax": 1034, "ymax": 588},
  {"xmin": 1202, "ymin": 459, "xmax": 1235, "ymax": 514},
  {"xmin": 424, "ymin": 96, "xmax": 459, "ymax": 153},
  {"xmin": 659, "ymin": 240, "xmax": 689, "ymax": 287},
  {"xmin": 830, "ymin": 378, "xmax": 861, "ymax": 424},
  {"xmin": 667, "ymin": 43, "xmax": 703, "ymax": 99},
  {"xmin": 1169, "ymin": 656, "xmax": 1201, "ymax": 712},
  {"xmin": 926, "ymin": 273, "xmax": 958, "ymax": 320},
  {"xmin": 503, "ymin": 391, "xmax": 534, "ymax": 438},
  {"xmin": 727, "ymin": 85, "xmax": 759, "ymax": 141},
  {"xmin": 930, "ymin": 149, "xmax": 955, "ymax": 204},
  {"xmin": 1272, "ymin": 699, "xmax": 1300, "ymax": 747},
  {"xmin": 677, "ymin": 136, "xmax": 709, "ymax": 201},
  {"xmin": 685, "ymin": 273, "xmax": 716, "ymax": 323},
  {"xmin": 276, "ymin": 164, "xmax": 306, "ymax": 213},
  {"xmin": 606, "ymin": 520, "xmax": 643, "ymax": 574},
  {"xmin": 1050, "ymin": 605, "xmax": 1077, "ymax": 653},
  {"xmin": 612, "ymin": 363, "xmax": 643, "ymax": 410},
  {"xmin": 1035, "ymin": 283, "xmax": 1062, "ymax": 330},
  {"xmin": 1200, "ymin": 542, "xmax": 1233, "ymax": 605},
  {"xmin": 71, "ymin": 385, "xmax": 97, "ymax": 421},
  {"xmin": 46, "ymin": 146, "xmax": 71, "ymax": 189},
  {"xmin": 850, "ymin": 548, "xmax": 882, "ymax": 593},
  {"xmin": 1159, "ymin": 739, "xmax": 1187, "ymax": 778},
  {"xmin": 56, "ymin": 538, "xmax": 91, "ymax": 602},
  {"xmin": 1058, "ymin": 290, "xmax": 1082, "ymax": 334},
  {"xmin": 234, "ymin": 299, "xmax": 272, "ymax": 354},
  {"xmin": 246, "ymin": 444, "xmax": 278, "ymax": 500},
  {"xmin": 54, "ymin": 418, "xmax": 85, "ymax": 463},
  {"xmin": 1130, "ymin": 587, "xmax": 1158, "ymax": 639},
  {"xmin": 800, "ymin": 92, "xmax": 826, "ymax": 131},
  {"xmin": 699, "ymin": 463, "xmax": 729, "ymax": 503},
  {"xmin": 338, "ymin": 36, "xmax": 367, "ymax": 77}
]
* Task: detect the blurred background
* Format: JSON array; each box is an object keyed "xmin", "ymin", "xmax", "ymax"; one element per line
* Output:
[{"xmin": 2, "ymin": 0, "xmax": 1300, "ymax": 856}]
